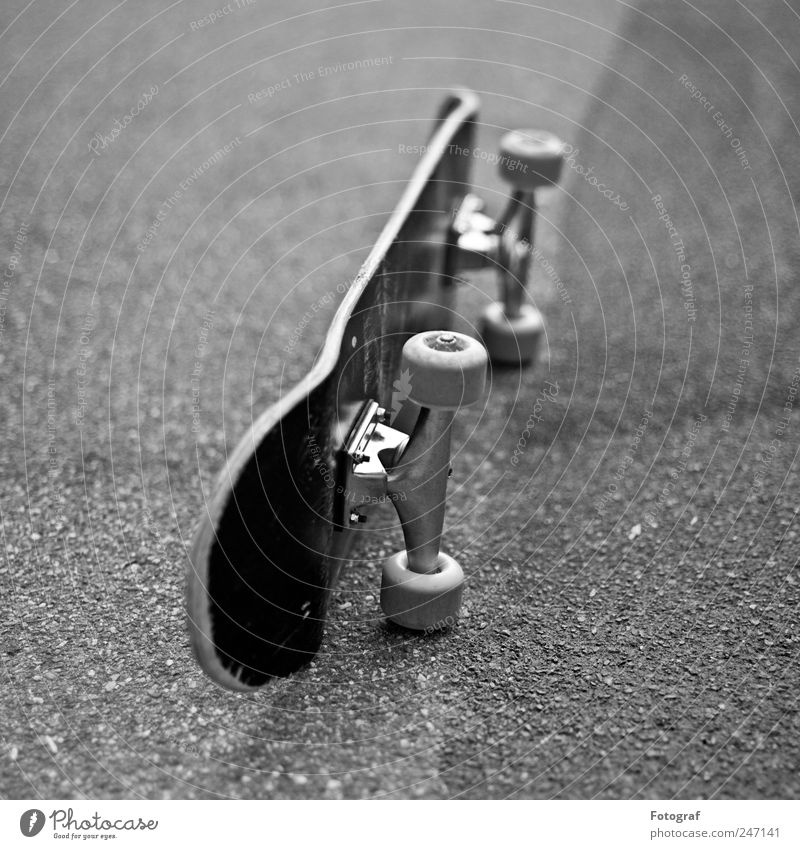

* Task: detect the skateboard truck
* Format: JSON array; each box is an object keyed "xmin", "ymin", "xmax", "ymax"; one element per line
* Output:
[
  {"xmin": 341, "ymin": 331, "xmax": 488, "ymax": 631},
  {"xmin": 452, "ymin": 129, "xmax": 565, "ymax": 365}
]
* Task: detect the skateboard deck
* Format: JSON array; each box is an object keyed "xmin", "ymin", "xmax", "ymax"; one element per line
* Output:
[{"xmin": 188, "ymin": 90, "xmax": 480, "ymax": 690}]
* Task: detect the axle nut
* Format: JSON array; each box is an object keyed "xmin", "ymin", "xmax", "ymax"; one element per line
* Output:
[
  {"xmin": 498, "ymin": 129, "xmax": 565, "ymax": 189},
  {"xmin": 401, "ymin": 330, "xmax": 487, "ymax": 410}
]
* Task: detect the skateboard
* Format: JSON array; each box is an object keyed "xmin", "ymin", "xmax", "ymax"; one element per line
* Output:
[{"xmin": 187, "ymin": 89, "xmax": 565, "ymax": 690}]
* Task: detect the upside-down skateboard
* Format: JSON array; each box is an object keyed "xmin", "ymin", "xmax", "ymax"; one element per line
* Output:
[{"xmin": 187, "ymin": 89, "xmax": 565, "ymax": 690}]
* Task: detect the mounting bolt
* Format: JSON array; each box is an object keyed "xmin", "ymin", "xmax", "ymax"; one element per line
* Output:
[{"xmin": 349, "ymin": 511, "xmax": 367, "ymax": 525}]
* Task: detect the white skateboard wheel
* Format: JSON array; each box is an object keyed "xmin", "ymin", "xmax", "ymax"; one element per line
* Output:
[
  {"xmin": 380, "ymin": 551, "xmax": 464, "ymax": 631},
  {"xmin": 478, "ymin": 301, "xmax": 544, "ymax": 365},
  {"xmin": 498, "ymin": 129, "xmax": 565, "ymax": 189},
  {"xmin": 401, "ymin": 331, "xmax": 487, "ymax": 409}
]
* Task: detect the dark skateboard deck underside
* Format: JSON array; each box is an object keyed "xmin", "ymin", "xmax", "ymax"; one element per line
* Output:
[{"xmin": 189, "ymin": 92, "xmax": 479, "ymax": 688}]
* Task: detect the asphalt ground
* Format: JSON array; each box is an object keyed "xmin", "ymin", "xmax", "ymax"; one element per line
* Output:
[{"xmin": 1, "ymin": 0, "xmax": 798, "ymax": 799}]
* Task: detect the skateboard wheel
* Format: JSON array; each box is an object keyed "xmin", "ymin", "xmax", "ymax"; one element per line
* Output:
[
  {"xmin": 380, "ymin": 551, "xmax": 464, "ymax": 631},
  {"xmin": 401, "ymin": 331, "xmax": 487, "ymax": 409},
  {"xmin": 498, "ymin": 129, "xmax": 565, "ymax": 189},
  {"xmin": 478, "ymin": 301, "xmax": 544, "ymax": 365}
]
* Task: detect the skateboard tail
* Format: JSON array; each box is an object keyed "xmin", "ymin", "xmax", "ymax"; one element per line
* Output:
[{"xmin": 188, "ymin": 384, "xmax": 339, "ymax": 690}]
